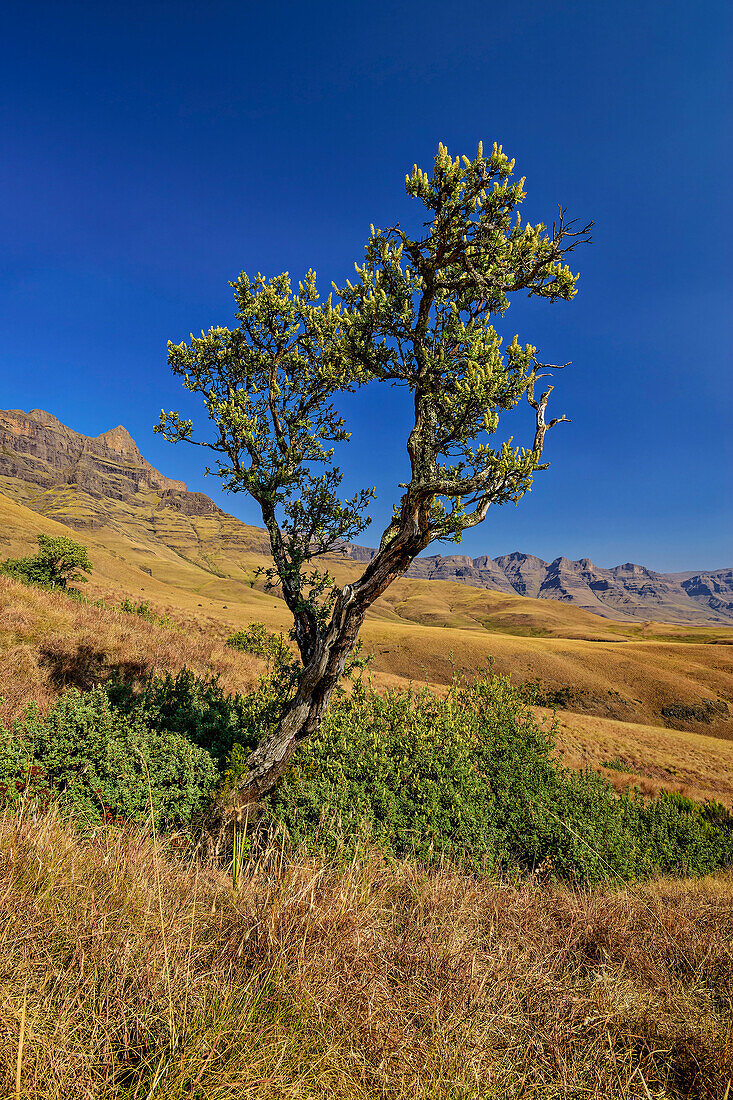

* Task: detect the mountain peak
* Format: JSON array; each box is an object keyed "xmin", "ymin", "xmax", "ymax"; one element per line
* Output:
[
  {"xmin": 26, "ymin": 408, "xmax": 65, "ymax": 429},
  {"xmin": 549, "ymin": 556, "xmax": 573, "ymax": 568},
  {"xmin": 495, "ymin": 551, "xmax": 549, "ymax": 568},
  {"xmin": 95, "ymin": 425, "xmax": 141, "ymax": 456},
  {"xmin": 0, "ymin": 406, "xmax": 188, "ymax": 502}
]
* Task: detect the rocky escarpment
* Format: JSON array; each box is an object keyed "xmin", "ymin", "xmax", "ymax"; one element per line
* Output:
[
  {"xmin": 342, "ymin": 548, "xmax": 733, "ymax": 624},
  {"xmin": 1, "ymin": 408, "xmax": 730, "ymax": 624},
  {"xmin": 0, "ymin": 408, "xmax": 224, "ymax": 518}
]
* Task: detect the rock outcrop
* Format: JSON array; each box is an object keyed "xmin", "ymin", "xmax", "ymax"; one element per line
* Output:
[
  {"xmin": 0, "ymin": 408, "xmax": 222, "ymax": 515},
  {"xmin": 341, "ymin": 548, "xmax": 733, "ymax": 624}
]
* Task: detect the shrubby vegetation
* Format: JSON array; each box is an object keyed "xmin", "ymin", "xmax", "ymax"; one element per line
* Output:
[
  {"xmin": 261, "ymin": 676, "xmax": 733, "ymax": 882},
  {"xmin": 117, "ymin": 596, "xmax": 172, "ymax": 627},
  {"xmin": 0, "ymin": 686, "xmax": 217, "ymax": 826},
  {"xmin": 107, "ymin": 667, "xmax": 274, "ymax": 771},
  {"xmin": 0, "ymin": 533, "xmax": 92, "ymax": 590},
  {"xmin": 1, "ymin": 620, "xmax": 731, "ymax": 882}
]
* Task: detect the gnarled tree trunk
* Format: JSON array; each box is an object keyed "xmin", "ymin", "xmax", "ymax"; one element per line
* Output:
[{"xmin": 228, "ymin": 528, "xmax": 427, "ymax": 814}]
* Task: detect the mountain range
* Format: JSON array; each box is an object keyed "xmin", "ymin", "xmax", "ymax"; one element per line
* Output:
[
  {"xmin": 344, "ymin": 546, "xmax": 733, "ymax": 624},
  {"xmin": 1, "ymin": 407, "xmax": 731, "ymax": 625}
]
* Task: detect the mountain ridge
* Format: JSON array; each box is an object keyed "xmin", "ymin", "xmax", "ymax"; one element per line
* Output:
[
  {"xmin": 343, "ymin": 544, "xmax": 733, "ymax": 623},
  {"xmin": 1, "ymin": 407, "xmax": 731, "ymax": 624}
]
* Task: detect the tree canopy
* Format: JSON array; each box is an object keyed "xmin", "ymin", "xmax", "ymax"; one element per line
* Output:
[
  {"xmin": 1, "ymin": 534, "xmax": 92, "ymax": 591},
  {"xmin": 159, "ymin": 141, "xmax": 590, "ymax": 805}
]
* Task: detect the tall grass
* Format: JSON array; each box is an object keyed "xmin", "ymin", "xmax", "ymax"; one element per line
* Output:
[
  {"xmin": 0, "ymin": 807, "xmax": 731, "ymax": 1098},
  {"xmin": 0, "ymin": 574, "xmax": 262, "ymax": 726}
]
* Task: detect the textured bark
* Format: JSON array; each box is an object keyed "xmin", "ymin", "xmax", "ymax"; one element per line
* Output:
[
  {"xmin": 230, "ymin": 527, "xmax": 428, "ymax": 812},
  {"xmin": 227, "ymin": 375, "xmax": 566, "ymax": 813}
]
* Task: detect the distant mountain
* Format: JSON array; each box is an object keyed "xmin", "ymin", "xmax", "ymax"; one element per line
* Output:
[
  {"xmin": 342, "ymin": 549, "xmax": 733, "ymax": 625},
  {"xmin": 0, "ymin": 407, "xmax": 218, "ymax": 517},
  {"xmin": 0, "ymin": 407, "xmax": 270, "ymax": 564},
  {"xmin": 1, "ymin": 408, "xmax": 731, "ymax": 624}
]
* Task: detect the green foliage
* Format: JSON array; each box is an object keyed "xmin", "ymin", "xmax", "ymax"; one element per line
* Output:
[
  {"xmin": 0, "ymin": 687, "xmax": 218, "ymax": 827},
  {"xmin": 227, "ymin": 621, "xmax": 299, "ymax": 677},
  {"xmin": 603, "ymin": 757, "xmax": 639, "ymax": 774},
  {"xmin": 158, "ymin": 143, "xmax": 591, "ymax": 670},
  {"xmin": 661, "ymin": 791, "xmax": 733, "ymax": 827},
  {"xmin": 0, "ymin": 534, "xmax": 92, "ymax": 590},
  {"xmin": 340, "ymin": 142, "xmax": 589, "ymax": 543},
  {"xmin": 245, "ymin": 675, "xmax": 733, "ymax": 883},
  {"xmin": 227, "ymin": 621, "xmax": 275, "ymax": 656},
  {"xmin": 2, "ymin": 663, "xmax": 730, "ymax": 883},
  {"xmin": 118, "ymin": 597, "xmax": 172, "ymax": 627},
  {"xmin": 226, "ymin": 620, "xmax": 370, "ymax": 695},
  {"xmin": 106, "ymin": 667, "xmax": 271, "ymax": 771},
  {"xmin": 158, "ymin": 271, "xmax": 374, "ymax": 641}
]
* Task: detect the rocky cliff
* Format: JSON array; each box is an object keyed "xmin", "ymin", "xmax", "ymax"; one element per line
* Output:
[
  {"xmin": 343, "ymin": 549, "xmax": 733, "ymax": 624},
  {"xmin": 0, "ymin": 408, "xmax": 223, "ymax": 519}
]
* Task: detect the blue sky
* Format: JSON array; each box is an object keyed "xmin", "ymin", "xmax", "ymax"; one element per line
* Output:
[{"xmin": 2, "ymin": 0, "xmax": 730, "ymax": 571}]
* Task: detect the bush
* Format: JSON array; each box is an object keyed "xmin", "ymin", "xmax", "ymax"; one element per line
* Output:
[
  {"xmin": 226, "ymin": 621, "xmax": 280, "ymax": 657},
  {"xmin": 253, "ymin": 675, "xmax": 733, "ymax": 883},
  {"xmin": 118, "ymin": 597, "xmax": 173, "ymax": 627},
  {"xmin": 106, "ymin": 667, "xmax": 276, "ymax": 770},
  {"xmin": 0, "ymin": 687, "xmax": 218, "ymax": 827},
  {"xmin": 0, "ymin": 533, "xmax": 92, "ymax": 590},
  {"xmin": 4, "ymin": 664, "xmax": 731, "ymax": 883},
  {"xmin": 226, "ymin": 622, "xmax": 301, "ymax": 692}
]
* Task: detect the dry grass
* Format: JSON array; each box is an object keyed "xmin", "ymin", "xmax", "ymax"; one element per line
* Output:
[
  {"xmin": 358, "ymin": 617, "xmax": 733, "ymax": 743},
  {"xmin": 548, "ymin": 708, "xmax": 733, "ymax": 806},
  {"xmin": 0, "ymin": 575, "xmax": 263, "ymax": 726},
  {"xmin": 2, "ymin": 571, "xmax": 733, "ymax": 805},
  {"xmin": 2, "ymin": 487, "xmax": 733, "ymax": 739},
  {"xmin": 0, "ymin": 809, "xmax": 731, "ymax": 1099}
]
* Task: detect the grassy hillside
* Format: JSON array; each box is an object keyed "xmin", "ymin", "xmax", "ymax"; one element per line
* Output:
[
  {"xmin": 1, "ymin": 809, "xmax": 731, "ymax": 1099},
  {"xmin": 2, "ymin": 584, "xmax": 733, "ymax": 808},
  {"xmin": 2, "ymin": 488, "xmax": 733, "ymax": 1097},
  {"xmin": 2, "ymin": 485, "xmax": 733, "ymax": 804},
  {"xmin": 0, "ymin": 573, "xmax": 263, "ymax": 727}
]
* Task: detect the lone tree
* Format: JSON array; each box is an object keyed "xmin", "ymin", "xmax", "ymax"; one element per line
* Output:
[
  {"xmin": 1, "ymin": 534, "xmax": 92, "ymax": 590},
  {"xmin": 158, "ymin": 142, "xmax": 591, "ymax": 811}
]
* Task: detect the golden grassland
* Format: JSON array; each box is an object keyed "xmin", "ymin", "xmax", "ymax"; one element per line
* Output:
[
  {"xmin": 2, "ymin": 487, "xmax": 733, "ymax": 803},
  {"xmin": 2, "ymin": 490, "xmax": 733, "ymax": 1097},
  {"xmin": 551, "ymin": 709, "xmax": 733, "ymax": 806},
  {"xmin": 0, "ymin": 808, "xmax": 731, "ymax": 1099},
  {"xmin": 3, "ymin": 569, "xmax": 733, "ymax": 807}
]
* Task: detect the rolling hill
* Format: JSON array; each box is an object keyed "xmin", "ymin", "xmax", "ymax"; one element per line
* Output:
[
  {"xmin": 1, "ymin": 406, "xmax": 732, "ymax": 793},
  {"xmin": 2, "ymin": 406, "xmax": 731, "ymax": 623}
]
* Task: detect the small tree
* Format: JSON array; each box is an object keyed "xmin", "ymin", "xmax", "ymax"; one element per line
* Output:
[
  {"xmin": 1, "ymin": 534, "xmax": 92, "ymax": 590},
  {"xmin": 158, "ymin": 142, "xmax": 591, "ymax": 811}
]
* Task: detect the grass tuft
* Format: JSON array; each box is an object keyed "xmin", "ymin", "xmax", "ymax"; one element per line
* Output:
[{"xmin": 0, "ymin": 808, "xmax": 731, "ymax": 1098}]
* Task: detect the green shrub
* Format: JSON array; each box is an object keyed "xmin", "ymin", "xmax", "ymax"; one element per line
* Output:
[
  {"xmin": 5, "ymin": 663, "xmax": 730, "ymax": 883},
  {"xmin": 226, "ymin": 622, "xmax": 301, "ymax": 693},
  {"xmin": 106, "ymin": 667, "xmax": 274, "ymax": 770},
  {"xmin": 0, "ymin": 534, "xmax": 92, "ymax": 590},
  {"xmin": 226, "ymin": 621, "xmax": 278, "ymax": 657},
  {"xmin": 248, "ymin": 675, "xmax": 733, "ymax": 883},
  {"xmin": 118, "ymin": 598, "xmax": 172, "ymax": 627},
  {"xmin": 0, "ymin": 687, "xmax": 218, "ymax": 827}
]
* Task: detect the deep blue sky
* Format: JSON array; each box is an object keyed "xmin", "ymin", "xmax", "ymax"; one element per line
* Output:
[{"xmin": 2, "ymin": 0, "xmax": 731, "ymax": 571}]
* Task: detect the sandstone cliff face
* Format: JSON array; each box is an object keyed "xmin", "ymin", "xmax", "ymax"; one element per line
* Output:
[
  {"xmin": 1, "ymin": 409, "xmax": 731, "ymax": 624},
  {"xmin": 0, "ymin": 408, "xmax": 220, "ymax": 514}
]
